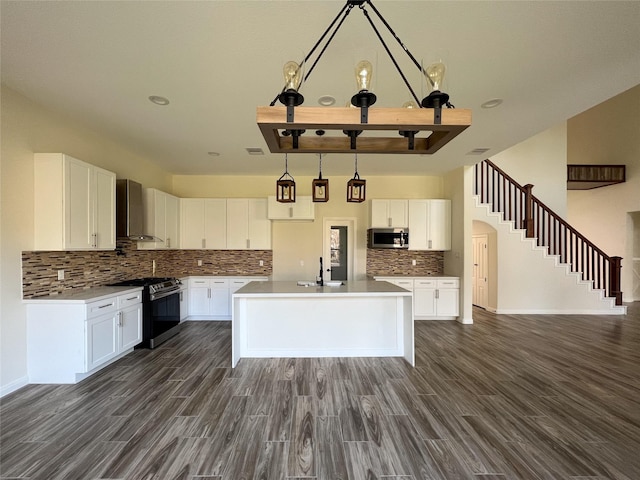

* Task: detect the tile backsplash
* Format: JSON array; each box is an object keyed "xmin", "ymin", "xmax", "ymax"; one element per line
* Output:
[
  {"xmin": 366, "ymin": 248, "xmax": 444, "ymax": 277},
  {"xmin": 22, "ymin": 239, "xmax": 272, "ymax": 298}
]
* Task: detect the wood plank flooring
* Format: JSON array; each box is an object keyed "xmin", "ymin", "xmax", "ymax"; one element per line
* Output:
[{"xmin": 1, "ymin": 304, "xmax": 639, "ymax": 479}]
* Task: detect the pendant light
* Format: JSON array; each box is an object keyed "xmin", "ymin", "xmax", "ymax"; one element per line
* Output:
[
  {"xmin": 346, "ymin": 154, "xmax": 366, "ymax": 203},
  {"xmin": 276, "ymin": 154, "xmax": 296, "ymax": 203},
  {"xmin": 312, "ymin": 154, "xmax": 329, "ymax": 202}
]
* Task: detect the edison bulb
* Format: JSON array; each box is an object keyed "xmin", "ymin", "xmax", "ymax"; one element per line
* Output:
[
  {"xmin": 355, "ymin": 60, "xmax": 373, "ymax": 91},
  {"xmin": 283, "ymin": 61, "xmax": 303, "ymax": 91},
  {"xmin": 425, "ymin": 62, "xmax": 445, "ymax": 91},
  {"xmin": 402, "ymin": 101, "xmax": 418, "ymax": 109}
]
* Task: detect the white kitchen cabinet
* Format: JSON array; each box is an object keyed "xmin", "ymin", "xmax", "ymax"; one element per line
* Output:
[
  {"xmin": 267, "ymin": 196, "xmax": 315, "ymax": 220},
  {"xmin": 408, "ymin": 199, "xmax": 451, "ymax": 251},
  {"xmin": 139, "ymin": 188, "xmax": 180, "ymax": 249},
  {"xmin": 186, "ymin": 276, "xmax": 268, "ymax": 320},
  {"xmin": 34, "ymin": 153, "xmax": 116, "ymax": 250},
  {"xmin": 26, "ymin": 287, "xmax": 142, "ymax": 383},
  {"xmin": 227, "ymin": 198, "xmax": 271, "ymax": 250},
  {"xmin": 180, "ymin": 198, "xmax": 226, "ymax": 249},
  {"xmin": 370, "ymin": 199, "xmax": 408, "ymax": 228},
  {"xmin": 179, "ymin": 285, "xmax": 189, "ymax": 321},
  {"xmin": 414, "ymin": 278, "xmax": 459, "ymax": 319},
  {"xmin": 375, "ymin": 276, "xmax": 459, "ymax": 320}
]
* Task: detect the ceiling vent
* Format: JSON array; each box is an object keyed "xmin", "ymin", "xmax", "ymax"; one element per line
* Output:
[
  {"xmin": 246, "ymin": 147, "xmax": 264, "ymax": 155},
  {"xmin": 467, "ymin": 148, "xmax": 490, "ymax": 155},
  {"xmin": 567, "ymin": 164, "xmax": 626, "ymax": 190}
]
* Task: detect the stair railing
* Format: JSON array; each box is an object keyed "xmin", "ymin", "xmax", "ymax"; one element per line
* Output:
[{"xmin": 474, "ymin": 159, "xmax": 622, "ymax": 305}]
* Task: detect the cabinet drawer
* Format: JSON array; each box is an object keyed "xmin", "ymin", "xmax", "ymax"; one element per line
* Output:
[
  {"xmin": 87, "ymin": 297, "xmax": 117, "ymax": 318},
  {"xmin": 210, "ymin": 279, "xmax": 230, "ymax": 288},
  {"xmin": 118, "ymin": 291, "xmax": 142, "ymax": 309},
  {"xmin": 189, "ymin": 278, "xmax": 210, "ymax": 288},
  {"xmin": 390, "ymin": 280, "xmax": 414, "ymax": 291},
  {"xmin": 414, "ymin": 279, "xmax": 437, "ymax": 288},
  {"xmin": 437, "ymin": 279, "xmax": 459, "ymax": 288}
]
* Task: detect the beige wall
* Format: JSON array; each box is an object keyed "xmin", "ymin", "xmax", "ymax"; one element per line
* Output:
[
  {"xmin": 567, "ymin": 84, "xmax": 640, "ymax": 302},
  {"xmin": 0, "ymin": 86, "xmax": 173, "ymax": 395},
  {"xmin": 174, "ymin": 174, "xmax": 446, "ymax": 282}
]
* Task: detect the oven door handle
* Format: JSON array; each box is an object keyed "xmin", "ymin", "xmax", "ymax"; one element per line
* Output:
[{"xmin": 150, "ymin": 287, "xmax": 181, "ymax": 301}]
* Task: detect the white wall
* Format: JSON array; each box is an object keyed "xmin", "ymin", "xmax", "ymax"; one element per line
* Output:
[
  {"xmin": 491, "ymin": 122, "xmax": 568, "ymax": 216},
  {"xmin": 566, "ymin": 85, "xmax": 640, "ymax": 302},
  {"xmin": 0, "ymin": 86, "xmax": 172, "ymax": 396}
]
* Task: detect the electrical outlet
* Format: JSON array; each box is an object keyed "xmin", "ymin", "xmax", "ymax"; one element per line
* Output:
[
  {"xmin": 197, "ymin": 260, "xmax": 203, "ymax": 266},
  {"xmin": 57, "ymin": 269, "xmax": 65, "ymax": 280},
  {"xmin": 412, "ymin": 259, "xmax": 417, "ymax": 266},
  {"xmin": 259, "ymin": 260, "xmax": 264, "ymax": 267}
]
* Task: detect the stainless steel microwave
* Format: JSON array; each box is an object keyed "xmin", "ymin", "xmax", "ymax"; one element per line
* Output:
[{"xmin": 367, "ymin": 228, "xmax": 409, "ymax": 249}]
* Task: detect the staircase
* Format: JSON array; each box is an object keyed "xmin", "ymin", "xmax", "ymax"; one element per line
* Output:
[{"xmin": 473, "ymin": 159, "xmax": 625, "ymax": 314}]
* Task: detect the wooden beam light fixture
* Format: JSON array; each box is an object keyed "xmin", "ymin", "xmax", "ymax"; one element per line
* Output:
[{"xmin": 258, "ymin": 0, "xmax": 471, "ymax": 155}]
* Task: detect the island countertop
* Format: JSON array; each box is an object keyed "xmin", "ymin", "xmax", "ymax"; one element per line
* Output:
[{"xmin": 233, "ymin": 280, "xmax": 412, "ymax": 297}]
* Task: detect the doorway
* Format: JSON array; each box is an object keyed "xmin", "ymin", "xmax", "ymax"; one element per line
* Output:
[
  {"xmin": 323, "ymin": 218, "xmax": 356, "ymax": 281},
  {"xmin": 472, "ymin": 234, "xmax": 489, "ymax": 309},
  {"xmin": 330, "ymin": 226, "xmax": 348, "ymax": 281}
]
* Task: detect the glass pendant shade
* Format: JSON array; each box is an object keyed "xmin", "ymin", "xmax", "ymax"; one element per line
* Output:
[
  {"xmin": 402, "ymin": 100, "xmax": 418, "ymax": 109},
  {"xmin": 283, "ymin": 61, "xmax": 303, "ymax": 91},
  {"xmin": 354, "ymin": 60, "xmax": 373, "ymax": 91}
]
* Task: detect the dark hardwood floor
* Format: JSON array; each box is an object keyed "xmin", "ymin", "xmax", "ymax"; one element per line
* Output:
[{"xmin": 2, "ymin": 304, "xmax": 639, "ymax": 479}]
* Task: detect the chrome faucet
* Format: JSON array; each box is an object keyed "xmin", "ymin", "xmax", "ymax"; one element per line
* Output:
[{"xmin": 317, "ymin": 256, "xmax": 324, "ymax": 286}]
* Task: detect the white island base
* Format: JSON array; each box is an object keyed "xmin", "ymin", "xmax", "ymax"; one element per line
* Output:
[{"xmin": 232, "ymin": 281, "xmax": 414, "ymax": 368}]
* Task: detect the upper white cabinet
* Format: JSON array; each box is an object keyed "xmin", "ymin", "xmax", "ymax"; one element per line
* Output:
[
  {"xmin": 227, "ymin": 198, "xmax": 271, "ymax": 250},
  {"xmin": 370, "ymin": 199, "xmax": 408, "ymax": 228},
  {"xmin": 180, "ymin": 198, "xmax": 227, "ymax": 249},
  {"xmin": 34, "ymin": 153, "xmax": 115, "ymax": 251},
  {"xmin": 139, "ymin": 188, "xmax": 180, "ymax": 250},
  {"xmin": 408, "ymin": 199, "xmax": 451, "ymax": 251},
  {"xmin": 267, "ymin": 196, "xmax": 315, "ymax": 220}
]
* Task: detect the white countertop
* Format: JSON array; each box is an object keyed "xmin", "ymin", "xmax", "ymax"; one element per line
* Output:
[
  {"xmin": 234, "ymin": 280, "xmax": 412, "ymax": 298},
  {"xmin": 23, "ymin": 286, "xmax": 142, "ymax": 304},
  {"xmin": 373, "ymin": 275, "xmax": 458, "ymax": 279}
]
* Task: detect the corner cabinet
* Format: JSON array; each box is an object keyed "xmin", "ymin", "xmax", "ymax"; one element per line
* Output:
[
  {"xmin": 26, "ymin": 288, "xmax": 142, "ymax": 384},
  {"xmin": 268, "ymin": 196, "xmax": 315, "ymax": 220},
  {"xmin": 370, "ymin": 199, "xmax": 409, "ymax": 228},
  {"xmin": 34, "ymin": 153, "xmax": 116, "ymax": 250},
  {"xmin": 408, "ymin": 199, "xmax": 451, "ymax": 251},
  {"xmin": 138, "ymin": 188, "xmax": 180, "ymax": 250}
]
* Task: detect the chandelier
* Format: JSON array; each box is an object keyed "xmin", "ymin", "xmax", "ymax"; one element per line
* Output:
[{"xmin": 257, "ymin": 0, "xmax": 471, "ymax": 155}]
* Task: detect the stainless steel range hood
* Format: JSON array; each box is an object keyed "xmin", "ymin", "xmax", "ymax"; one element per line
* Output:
[{"xmin": 116, "ymin": 179, "xmax": 158, "ymax": 242}]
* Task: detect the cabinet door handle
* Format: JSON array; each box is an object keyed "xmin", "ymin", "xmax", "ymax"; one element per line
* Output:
[
  {"xmin": 180, "ymin": 291, "xmax": 183, "ymax": 301},
  {"xmin": 92, "ymin": 233, "xmax": 98, "ymax": 248},
  {"xmin": 388, "ymin": 217, "xmax": 392, "ymax": 227},
  {"xmin": 289, "ymin": 207, "xmax": 293, "ymax": 218},
  {"xmin": 98, "ymin": 302, "xmax": 114, "ymax": 309},
  {"xmin": 246, "ymin": 239, "xmax": 250, "ymax": 249},
  {"xmin": 117, "ymin": 311, "xmax": 123, "ymax": 326},
  {"xmin": 202, "ymin": 238, "xmax": 206, "ymax": 249},
  {"xmin": 435, "ymin": 289, "xmax": 439, "ymax": 299},
  {"xmin": 126, "ymin": 296, "xmax": 138, "ymax": 301},
  {"xmin": 208, "ymin": 288, "xmax": 211, "ymax": 298},
  {"xmin": 428, "ymin": 240, "xmax": 432, "ymax": 249},
  {"xmin": 167, "ymin": 237, "xmax": 171, "ymax": 248}
]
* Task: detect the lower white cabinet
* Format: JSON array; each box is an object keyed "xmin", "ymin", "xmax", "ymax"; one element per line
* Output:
[
  {"xmin": 26, "ymin": 288, "xmax": 143, "ymax": 383},
  {"xmin": 187, "ymin": 276, "xmax": 268, "ymax": 320},
  {"xmin": 375, "ymin": 276, "xmax": 459, "ymax": 320},
  {"xmin": 179, "ymin": 285, "xmax": 189, "ymax": 321}
]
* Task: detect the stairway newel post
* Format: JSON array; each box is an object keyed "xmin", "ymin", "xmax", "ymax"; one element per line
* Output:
[
  {"xmin": 523, "ymin": 184, "xmax": 534, "ymax": 238},
  {"xmin": 609, "ymin": 256, "xmax": 622, "ymax": 305}
]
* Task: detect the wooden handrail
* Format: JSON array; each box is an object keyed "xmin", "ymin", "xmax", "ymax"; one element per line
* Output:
[{"xmin": 474, "ymin": 159, "xmax": 623, "ymax": 305}]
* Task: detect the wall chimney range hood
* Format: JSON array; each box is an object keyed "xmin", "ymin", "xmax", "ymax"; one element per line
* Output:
[{"xmin": 116, "ymin": 179, "xmax": 158, "ymax": 242}]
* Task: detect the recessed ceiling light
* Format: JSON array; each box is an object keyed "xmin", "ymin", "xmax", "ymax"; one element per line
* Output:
[
  {"xmin": 481, "ymin": 98, "xmax": 503, "ymax": 109},
  {"xmin": 318, "ymin": 95, "xmax": 336, "ymax": 106},
  {"xmin": 148, "ymin": 95, "xmax": 170, "ymax": 106},
  {"xmin": 246, "ymin": 147, "xmax": 264, "ymax": 155},
  {"xmin": 207, "ymin": 152, "xmax": 220, "ymax": 156}
]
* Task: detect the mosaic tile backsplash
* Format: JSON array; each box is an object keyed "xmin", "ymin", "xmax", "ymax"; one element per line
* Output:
[
  {"xmin": 22, "ymin": 239, "xmax": 272, "ymax": 298},
  {"xmin": 366, "ymin": 248, "xmax": 444, "ymax": 277}
]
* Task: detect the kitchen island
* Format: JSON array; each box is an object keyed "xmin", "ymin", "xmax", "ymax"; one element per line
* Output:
[{"xmin": 231, "ymin": 281, "xmax": 414, "ymax": 367}]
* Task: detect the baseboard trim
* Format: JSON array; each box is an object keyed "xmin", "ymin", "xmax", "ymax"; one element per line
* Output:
[
  {"xmin": 0, "ymin": 376, "xmax": 29, "ymax": 398},
  {"xmin": 495, "ymin": 308, "xmax": 627, "ymax": 315}
]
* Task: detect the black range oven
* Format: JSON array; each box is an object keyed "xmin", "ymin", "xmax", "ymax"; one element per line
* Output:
[{"xmin": 109, "ymin": 277, "xmax": 181, "ymax": 348}]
